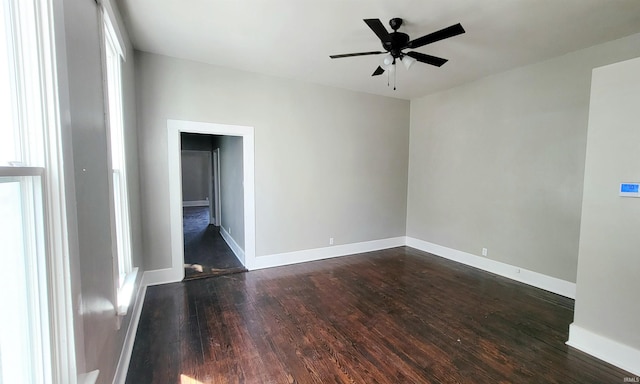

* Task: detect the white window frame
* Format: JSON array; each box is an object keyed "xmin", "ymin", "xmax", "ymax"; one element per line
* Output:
[
  {"xmin": 0, "ymin": 0, "xmax": 77, "ymax": 382},
  {"xmin": 100, "ymin": 7, "xmax": 137, "ymax": 321}
]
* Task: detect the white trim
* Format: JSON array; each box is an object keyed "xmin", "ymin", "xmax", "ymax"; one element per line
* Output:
[
  {"xmin": 78, "ymin": 370, "xmax": 99, "ymax": 384},
  {"xmin": 111, "ymin": 270, "xmax": 148, "ymax": 384},
  {"xmin": 0, "ymin": 166, "xmax": 44, "ymax": 177},
  {"xmin": 167, "ymin": 119, "xmax": 255, "ymax": 279},
  {"xmin": 206, "ymin": 150, "xmax": 214, "ymax": 224},
  {"xmin": 220, "ymin": 226, "xmax": 245, "ymax": 265},
  {"xmin": 141, "ymin": 267, "xmax": 181, "ymax": 287},
  {"xmin": 97, "ymin": 0, "xmax": 127, "ymax": 61},
  {"xmin": 212, "ymin": 148, "xmax": 221, "ymax": 226},
  {"xmin": 182, "ymin": 200, "xmax": 209, "ymax": 207},
  {"xmin": 248, "ymin": 237, "xmax": 406, "ymax": 270},
  {"xmin": 567, "ymin": 323, "xmax": 640, "ymax": 376},
  {"xmin": 100, "ymin": 5, "xmax": 135, "ymax": 331},
  {"xmin": 405, "ymin": 237, "xmax": 576, "ymax": 299},
  {"xmin": 167, "ymin": 123, "xmax": 187, "ymax": 284},
  {"xmin": 116, "ymin": 267, "xmax": 138, "ymax": 316},
  {"xmin": 112, "ymin": 283, "xmax": 145, "ymax": 384},
  {"xmin": 28, "ymin": 0, "xmax": 79, "ymax": 380}
]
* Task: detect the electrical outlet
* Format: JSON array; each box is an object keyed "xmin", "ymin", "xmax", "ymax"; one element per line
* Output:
[
  {"xmin": 482, "ymin": 248, "xmax": 488, "ymax": 256},
  {"xmin": 329, "ymin": 237, "xmax": 334, "ymax": 245}
]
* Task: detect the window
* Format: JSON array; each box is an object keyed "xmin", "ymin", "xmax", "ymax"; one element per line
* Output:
[
  {"xmin": 0, "ymin": 174, "xmax": 51, "ymax": 383},
  {"xmin": 0, "ymin": 0, "xmax": 76, "ymax": 382},
  {"xmin": 102, "ymin": 9, "xmax": 136, "ymax": 317}
]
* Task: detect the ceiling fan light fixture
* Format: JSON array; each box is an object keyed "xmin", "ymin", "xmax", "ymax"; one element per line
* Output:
[
  {"xmin": 402, "ymin": 55, "xmax": 416, "ymax": 70},
  {"xmin": 382, "ymin": 54, "xmax": 394, "ymax": 66}
]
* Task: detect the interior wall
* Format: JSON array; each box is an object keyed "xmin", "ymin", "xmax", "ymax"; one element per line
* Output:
[
  {"xmin": 572, "ymin": 56, "xmax": 640, "ymax": 352},
  {"xmin": 180, "ymin": 133, "xmax": 214, "ymax": 203},
  {"xmin": 61, "ymin": 0, "xmax": 142, "ymax": 381},
  {"xmin": 407, "ymin": 32, "xmax": 640, "ymax": 282},
  {"xmin": 136, "ymin": 51, "xmax": 410, "ymax": 270},
  {"xmin": 219, "ymin": 135, "xmax": 244, "ymax": 248},
  {"xmin": 180, "ymin": 151, "xmax": 210, "ymax": 202}
]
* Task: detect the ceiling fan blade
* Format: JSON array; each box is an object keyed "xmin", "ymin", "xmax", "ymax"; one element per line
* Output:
[
  {"xmin": 406, "ymin": 51, "xmax": 448, "ymax": 67},
  {"xmin": 330, "ymin": 51, "xmax": 385, "ymax": 59},
  {"xmin": 372, "ymin": 66, "xmax": 385, "ymax": 76},
  {"xmin": 407, "ymin": 23, "xmax": 465, "ymax": 49},
  {"xmin": 363, "ymin": 19, "xmax": 389, "ymax": 41}
]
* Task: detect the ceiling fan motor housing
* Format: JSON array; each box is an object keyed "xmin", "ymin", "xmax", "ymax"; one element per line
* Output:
[{"xmin": 382, "ymin": 32, "xmax": 410, "ymax": 58}]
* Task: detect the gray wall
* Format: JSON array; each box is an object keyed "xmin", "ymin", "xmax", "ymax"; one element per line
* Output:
[
  {"xmin": 181, "ymin": 133, "xmax": 214, "ymax": 203},
  {"xmin": 573, "ymin": 56, "xmax": 640, "ymax": 350},
  {"xmin": 61, "ymin": 0, "xmax": 142, "ymax": 381},
  {"xmin": 407, "ymin": 33, "xmax": 640, "ymax": 282},
  {"xmin": 136, "ymin": 51, "xmax": 410, "ymax": 270},
  {"xmin": 219, "ymin": 135, "xmax": 244, "ymax": 248},
  {"xmin": 180, "ymin": 151, "xmax": 210, "ymax": 202}
]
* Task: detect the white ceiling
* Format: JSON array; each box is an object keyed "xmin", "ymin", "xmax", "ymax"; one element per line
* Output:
[{"xmin": 116, "ymin": 0, "xmax": 640, "ymax": 100}]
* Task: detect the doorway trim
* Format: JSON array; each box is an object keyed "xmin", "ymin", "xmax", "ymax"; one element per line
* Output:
[
  {"xmin": 212, "ymin": 148, "xmax": 221, "ymax": 226},
  {"xmin": 167, "ymin": 119, "xmax": 256, "ymax": 280}
]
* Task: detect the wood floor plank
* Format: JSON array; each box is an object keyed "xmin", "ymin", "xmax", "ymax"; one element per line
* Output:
[{"xmin": 126, "ymin": 247, "xmax": 634, "ymax": 383}]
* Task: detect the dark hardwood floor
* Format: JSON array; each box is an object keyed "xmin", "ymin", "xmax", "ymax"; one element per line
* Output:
[
  {"xmin": 183, "ymin": 206, "xmax": 245, "ymax": 280},
  {"xmin": 126, "ymin": 247, "xmax": 632, "ymax": 383}
]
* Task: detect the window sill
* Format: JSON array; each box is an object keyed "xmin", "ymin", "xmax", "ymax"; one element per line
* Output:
[{"xmin": 116, "ymin": 267, "xmax": 138, "ymax": 317}]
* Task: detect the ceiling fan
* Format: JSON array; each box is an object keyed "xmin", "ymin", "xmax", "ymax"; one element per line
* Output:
[{"xmin": 330, "ymin": 18, "xmax": 465, "ymax": 85}]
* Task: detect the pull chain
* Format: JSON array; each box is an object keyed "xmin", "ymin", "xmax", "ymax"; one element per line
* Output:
[{"xmin": 393, "ymin": 65, "xmax": 397, "ymax": 91}]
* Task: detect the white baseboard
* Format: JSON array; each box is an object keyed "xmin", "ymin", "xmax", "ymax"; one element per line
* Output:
[
  {"xmin": 141, "ymin": 267, "xmax": 183, "ymax": 286},
  {"xmin": 112, "ymin": 275, "xmax": 148, "ymax": 384},
  {"xmin": 220, "ymin": 226, "xmax": 245, "ymax": 265},
  {"xmin": 405, "ymin": 237, "xmax": 576, "ymax": 299},
  {"xmin": 182, "ymin": 200, "xmax": 209, "ymax": 207},
  {"xmin": 567, "ymin": 323, "xmax": 640, "ymax": 376},
  {"xmin": 248, "ymin": 236, "xmax": 406, "ymax": 270}
]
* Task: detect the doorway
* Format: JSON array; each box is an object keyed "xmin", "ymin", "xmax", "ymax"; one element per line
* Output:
[
  {"xmin": 180, "ymin": 133, "xmax": 246, "ymax": 279},
  {"xmin": 167, "ymin": 119, "xmax": 256, "ymax": 283}
]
